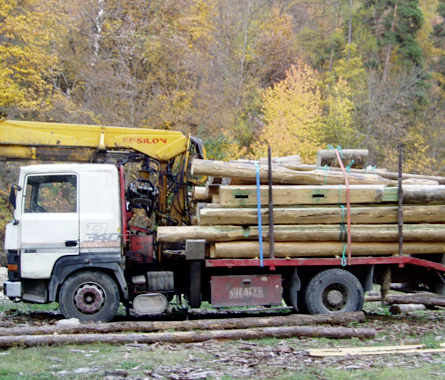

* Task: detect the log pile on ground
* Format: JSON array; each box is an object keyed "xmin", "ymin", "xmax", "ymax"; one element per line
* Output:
[
  {"xmin": 158, "ymin": 151, "xmax": 445, "ymax": 261},
  {"xmin": 0, "ymin": 312, "xmax": 374, "ymax": 348}
]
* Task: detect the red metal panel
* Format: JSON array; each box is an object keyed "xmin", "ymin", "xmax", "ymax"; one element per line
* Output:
[
  {"xmin": 205, "ymin": 257, "xmax": 445, "ymax": 272},
  {"xmin": 211, "ymin": 274, "xmax": 282, "ymax": 307},
  {"xmin": 130, "ymin": 234, "xmax": 154, "ymax": 263}
]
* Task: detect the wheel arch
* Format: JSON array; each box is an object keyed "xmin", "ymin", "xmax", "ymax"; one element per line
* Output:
[{"xmin": 48, "ymin": 254, "xmax": 128, "ymax": 303}]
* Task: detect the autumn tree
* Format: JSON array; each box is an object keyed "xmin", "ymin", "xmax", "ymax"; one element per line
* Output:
[
  {"xmin": 254, "ymin": 60, "xmax": 323, "ymax": 162},
  {"xmin": 0, "ymin": 0, "xmax": 63, "ymax": 118}
]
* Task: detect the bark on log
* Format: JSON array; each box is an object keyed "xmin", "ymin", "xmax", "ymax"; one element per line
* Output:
[
  {"xmin": 316, "ymin": 149, "xmax": 368, "ymax": 169},
  {"xmin": 282, "ymin": 164, "xmax": 445, "ymax": 185},
  {"xmin": 385, "ymin": 295, "xmax": 445, "ymax": 307},
  {"xmin": 198, "ymin": 205, "xmax": 445, "ymax": 225},
  {"xmin": 157, "ymin": 224, "xmax": 445, "ymax": 243},
  {"xmin": 402, "ymin": 186, "xmax": 445, "ymax": 204},
  {"xmin": 0, "ymin": 312, "xmax": 365, "ymax": 337},
  {"xmin": 191, "ymin": 159, "xmax": 396, "ymax": 186},
  {"xmin": 0, "ymin": 325, "xmax": 376, "ymax": 348},
  {"xmin": 211, "ymin": 241, "xmax": 445, "ymax": 259},
  {"xmin": 389, "ymin": 304, "xmax": 427, "ymax": 314}
]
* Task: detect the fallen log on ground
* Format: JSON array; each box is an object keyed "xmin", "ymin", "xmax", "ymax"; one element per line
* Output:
[
  {"xmin": 0, "ymin": 312, "xmax": 365, "ymax": 337},
  {"xmin": 389, "ymin": 304, "xmax": 427, "ymax": 314},
  {"xmin": 0, "ymin": 325, "xmax": 376, "ymax": 348},
  {"xmin": 385, "ymin": 295, "xmax": 445, "ymax": 307}
]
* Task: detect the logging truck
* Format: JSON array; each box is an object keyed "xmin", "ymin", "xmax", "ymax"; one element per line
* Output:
[{"xmin": 2, "ymin": 119, "xmax": 445, "ymax": 322}]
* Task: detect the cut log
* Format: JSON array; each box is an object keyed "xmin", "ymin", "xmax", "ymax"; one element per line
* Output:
[
  {"xmin": 0, "ymin": 312, "xmax": 365, "ymax": 337},
  {"xmin": 233, "ymin": 155, "xmax": 301, "ymax": 166},
  {"xmin": 402, "ymin": 178, "xmax": 439, "ymax": 185},
  {"xmin": 279, "ymin": 164, "xmax": 445, "ymax": 185},
  {"xmin": 385, "ymin": 295, "xmax": 445, "ymax": 307},
  {"xmin": 316, "ymin": 149, "xmax": 368, "ymax": 169},
  {"xmin": 389, "ymin": 304, "xmax": 427, "ymax": 314},
  {"xmin": 157, "ymin": 224, "xmax": 445, "ymax": 243},
  {"xmin": 219, "ymin": 185, "xmax": 386, "ymax": 207},
  {"xmin": 210, "ymin": 241, "xmax": 445, "ymax": 259},
  {"xmin": 193, "ymin": 186, "xmax": 209, "ymax": 201},
  {"xmin": 198, "ymin": 205, "xmax": 445, "ymax": 225},
  {"xmin": 402, "ymin": 186, "xmax": 445, "ymax": 204},
  {"xmin": 191, "ymin": 159, "xmax": 396, "ymax": 186},
  {"xmin": 0, "ymin": 325, "xmax": 376, "ymax": 348}
]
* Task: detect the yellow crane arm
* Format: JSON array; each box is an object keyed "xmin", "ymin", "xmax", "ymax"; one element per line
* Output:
[{"xmin": 0, "ymin": 120, "xmax": 188, "ymax": 162}]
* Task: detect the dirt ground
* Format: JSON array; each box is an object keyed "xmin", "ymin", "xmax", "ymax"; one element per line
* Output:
[{"xmin": 1, "ymin": 292, "xmax": 445, "ymax": 380}]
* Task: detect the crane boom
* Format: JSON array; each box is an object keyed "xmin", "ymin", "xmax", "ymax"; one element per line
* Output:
[{"xmin": 0, "ymin": 119, "xmax": 188, "ymax": 162}]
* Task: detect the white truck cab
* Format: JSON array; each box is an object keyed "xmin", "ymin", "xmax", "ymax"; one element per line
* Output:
[{"xmin": 4, "ymin": 164, "xmax": 125, "ymax": 307}]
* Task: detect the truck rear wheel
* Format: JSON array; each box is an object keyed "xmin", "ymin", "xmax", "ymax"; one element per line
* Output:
[
  {"xmin": 59, "ymin": 270, "xmax": 120, "ymax": 322},
  {"xmin": 304, "ymin": 269, "xmax": 364, "ymax": 314}
]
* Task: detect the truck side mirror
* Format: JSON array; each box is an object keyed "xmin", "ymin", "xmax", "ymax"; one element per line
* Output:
[
  {"xmin": 9, "ymin": 185, "xmax": 17, "ymax": 209},
  {"xmin": 9, "ymin": 184, "xmax": 21, "ymax": 210}
]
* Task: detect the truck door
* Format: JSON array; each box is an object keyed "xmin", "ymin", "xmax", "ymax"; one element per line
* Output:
[{"xmin": 20, "ymin": 173, "xmax": 79, "ymax": 279}]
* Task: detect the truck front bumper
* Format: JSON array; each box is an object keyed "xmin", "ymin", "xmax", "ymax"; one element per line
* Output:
[{"xmin": 3, "ymin": 281, "xmax": 22, "ymax": 298}]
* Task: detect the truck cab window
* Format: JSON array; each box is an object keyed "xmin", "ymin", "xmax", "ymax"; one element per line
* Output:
[{"xmin": 24, "ymin": 174, "xmax": 77, "ymax": 213}]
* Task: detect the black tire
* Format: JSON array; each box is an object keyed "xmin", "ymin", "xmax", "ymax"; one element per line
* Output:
[
  {"xmin": 304, "ymin": 269, "xmax": 364, "ymax": 314},
  {"xmin": 59, "ymin": 270, "xmax": 120, "ymax": 322}
]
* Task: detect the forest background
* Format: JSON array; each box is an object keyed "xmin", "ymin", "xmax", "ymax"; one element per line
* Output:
[{"xmin": 1, "ymin": 0, "xmax": 445, "ymax": 253}]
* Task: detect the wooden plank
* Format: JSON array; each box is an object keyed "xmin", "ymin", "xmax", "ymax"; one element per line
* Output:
[
  {"xmin": 309, "ymin": 343, "xmax": 445, "ymax": 357},
  {"xmin": 219, "ymin": 185, "xmax": 385, "ymax": 207},
  {"xmin": 157, "ymin": 224, "xmax": 445, "ymax": 243},
  {"xmin": 210, "ymin": 241, "xmax": 445, "ymax": 259},
  {"xmin": 198, "ymin": 205, "xmax": 445, "ymax": 225}
]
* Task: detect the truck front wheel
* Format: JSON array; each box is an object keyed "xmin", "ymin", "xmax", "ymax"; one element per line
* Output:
[
  {"xmin": 304, "ymin": 269, "xmax": 364, "ymax": 314},
  {"xmin": 59, "ymin": 270, "xmax": 120, "ymax": 322}
]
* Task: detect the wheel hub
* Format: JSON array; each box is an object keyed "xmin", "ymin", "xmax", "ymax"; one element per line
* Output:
[
  {"xmin": 73, "ymin": 283, "xmax": 106, "ymax": 314},
  {"xmin": 322, "ymin": 284, "xmax": 348, "ymax": 311},
  {"xmin": 326, "ymin": 289, "xmax": 343, "ymax": 306}
]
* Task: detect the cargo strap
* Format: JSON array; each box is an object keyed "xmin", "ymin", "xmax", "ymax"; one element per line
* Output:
[
  {"xmin": 254, "ymin": 162, "xmax": 264, "ymax": 267},
  {"xmin": 333, "ymin": 148, "xmax": 352, "ymax": 266}
]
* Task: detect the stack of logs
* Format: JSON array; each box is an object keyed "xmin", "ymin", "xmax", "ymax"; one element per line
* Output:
[{"xmin": 157, "ymin": 150, "xmax": 445, "ymax": 260}]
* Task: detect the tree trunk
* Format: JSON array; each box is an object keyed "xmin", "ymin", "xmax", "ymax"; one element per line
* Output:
[
  {"xmin": 191, "ymin": 159, "xmax": 395, "ymax": 186},
  {"xmin": 383, "ymin": 5, "xmax": 398, "ymax": 83},
  {"xmin": 0, "ymin": 312, "xmax": 365, "ymax": 337},
  {"xmin": 316, "ymin": 149, "xmax": 369, "ymax": 169},
  {"xmin": 211, "ymin": 241, "xmax": 445, "ymax": 259},
  {"xmin": 198, "ymin": 205, "xmax": 445, "ymax": 226},
  {"xmin": 157, "ymin": 224, "xmax": 445, "ymax": 243},
  {"xmin": 0, "ymin": 325, "xmax": 376, "ymax": 348}
]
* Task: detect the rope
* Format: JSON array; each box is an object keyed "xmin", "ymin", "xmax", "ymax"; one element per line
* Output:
[{"xmin": 254, "ymin": 162, "xmax": 264, "ymax": 267}]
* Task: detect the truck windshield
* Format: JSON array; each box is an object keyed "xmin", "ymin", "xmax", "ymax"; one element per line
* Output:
[{"xmin": 24, "ymin": 174, "xmax": 77, "ymax": 213}]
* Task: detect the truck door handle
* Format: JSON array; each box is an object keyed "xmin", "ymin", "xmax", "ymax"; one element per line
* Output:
[{"xmin": 65, "ymin": 240, "xmax": 78, "ymax": 247}]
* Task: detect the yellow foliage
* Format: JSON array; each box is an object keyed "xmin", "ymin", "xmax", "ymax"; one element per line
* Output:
[
  {"xmin": 0, "ymin": 0, "xmax": 63, "ymax": 115},
  {"xmin": 322, "ymin": 77, "xmax": 357, "ymax": 147},
  {"xmin": 254, "ymin": 60, "xmax": 323, "ymax": 162}
]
